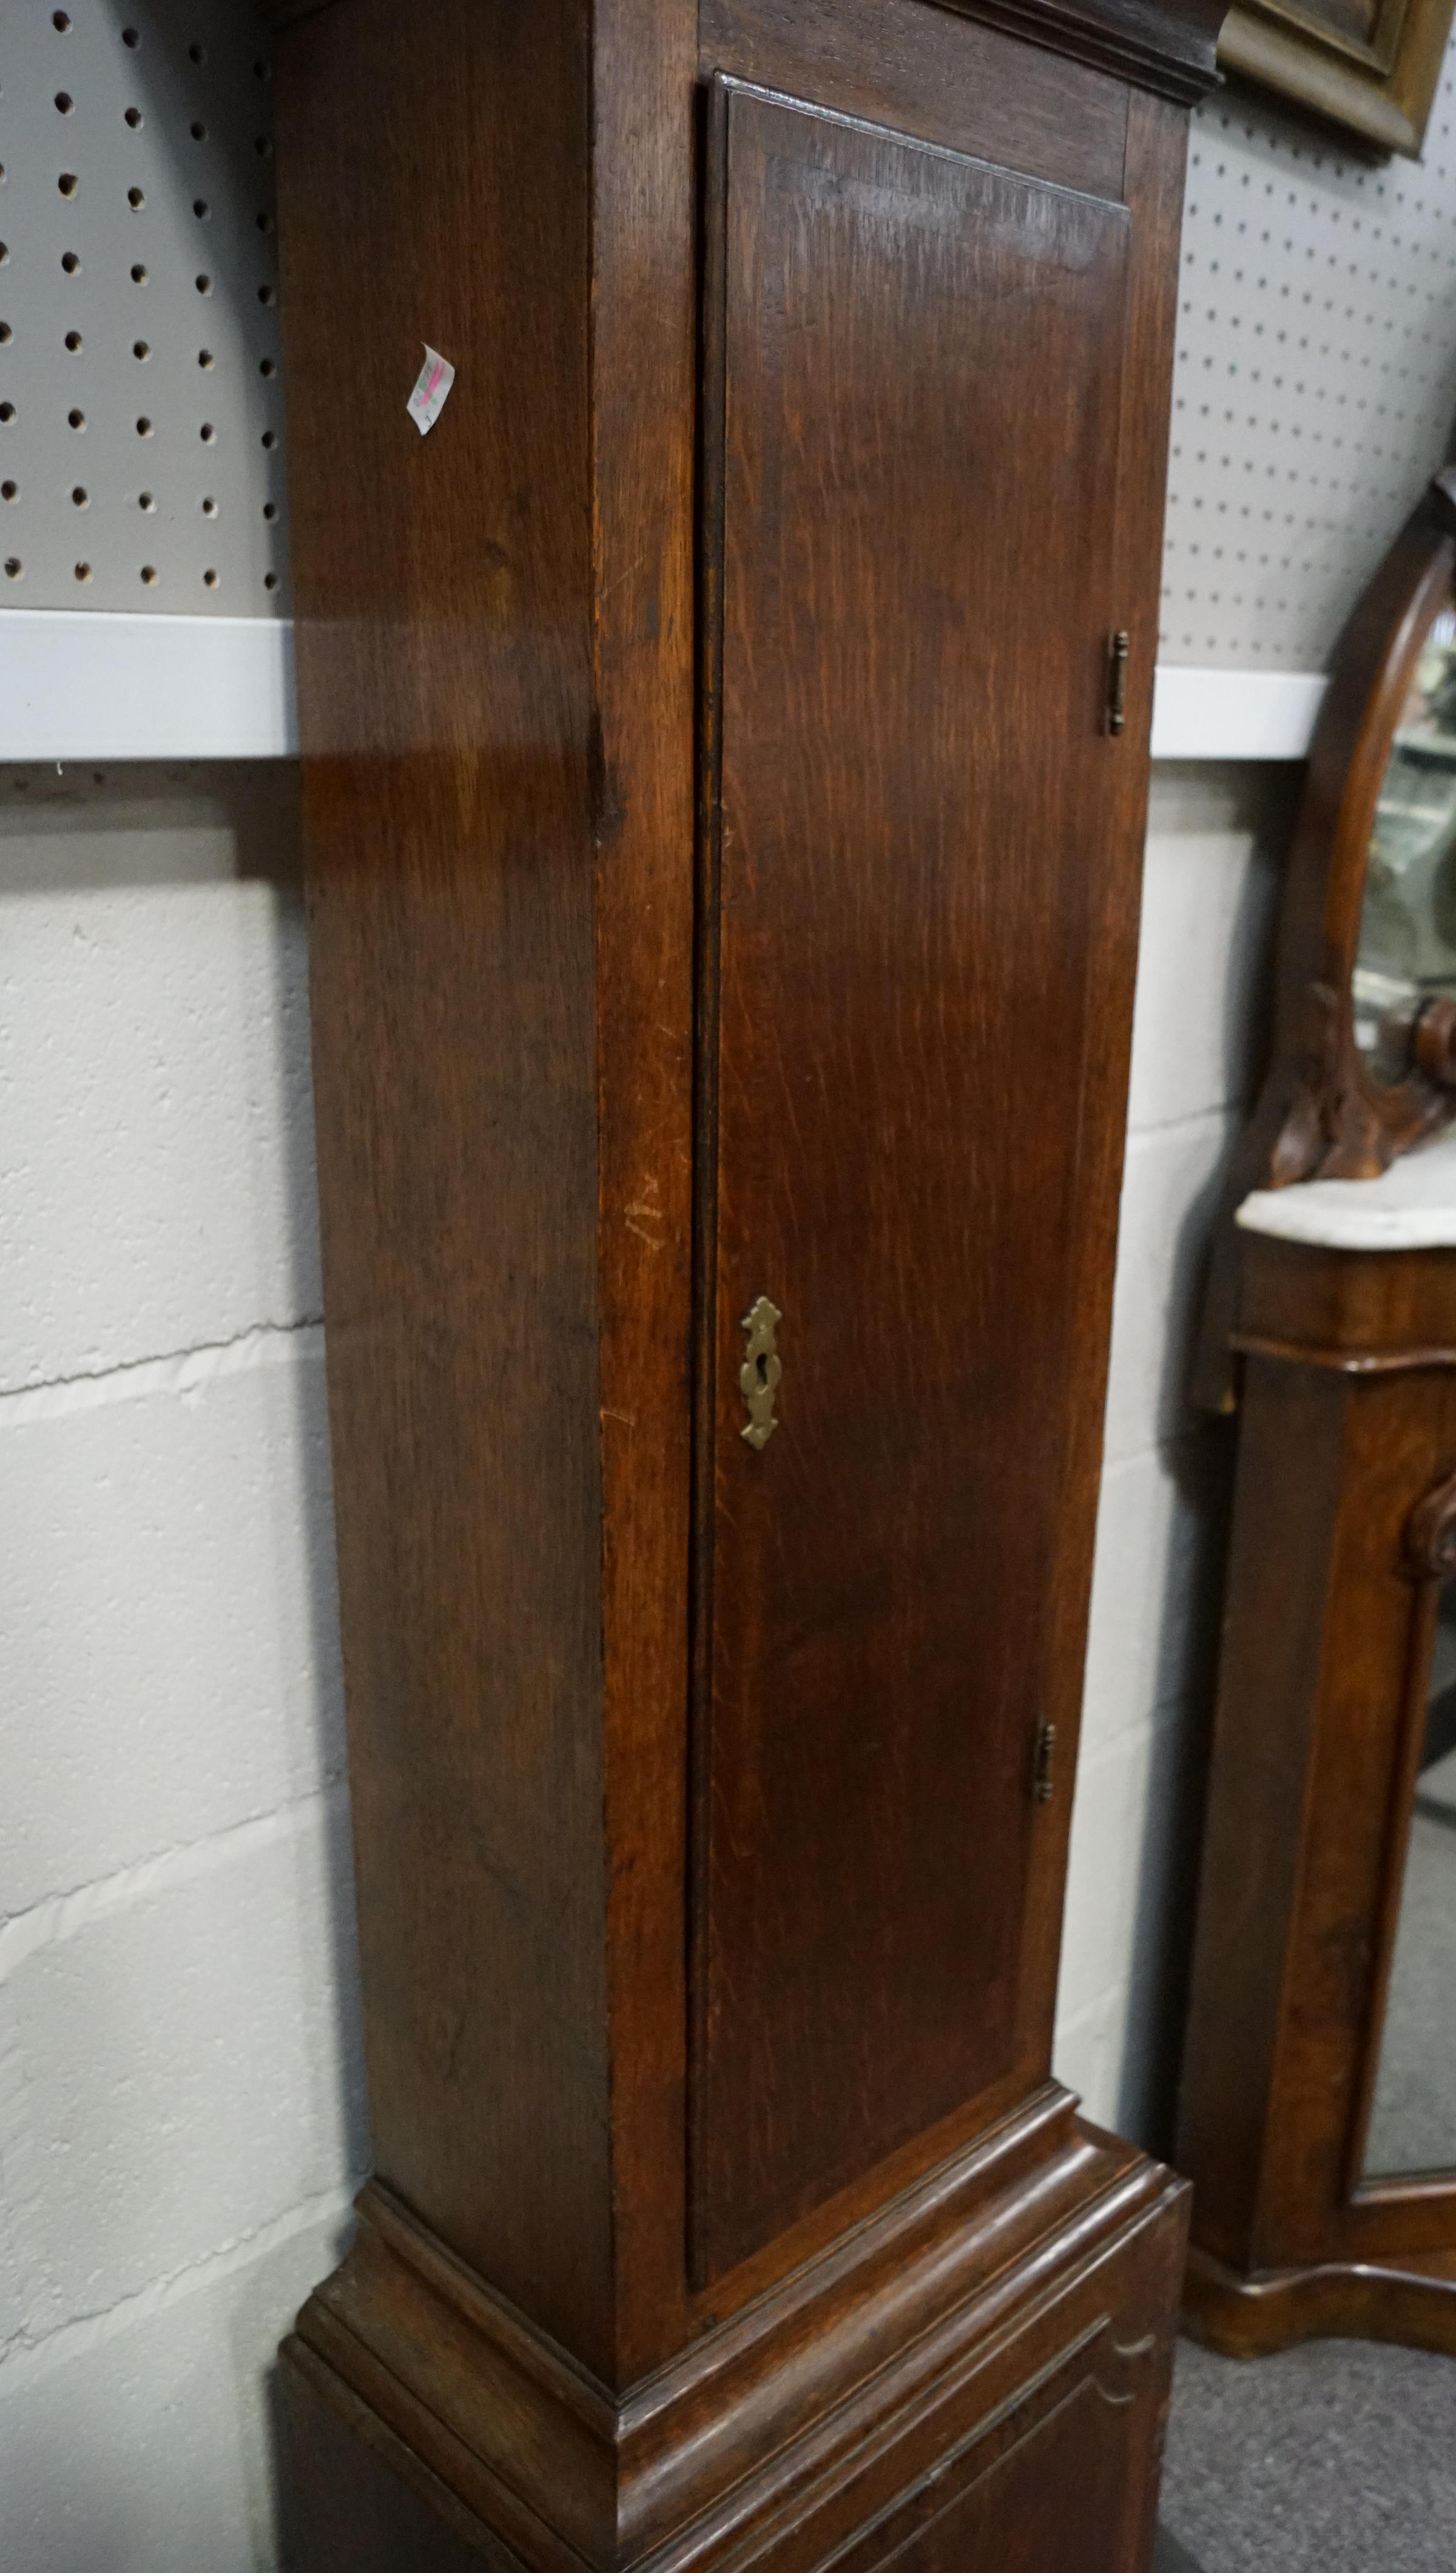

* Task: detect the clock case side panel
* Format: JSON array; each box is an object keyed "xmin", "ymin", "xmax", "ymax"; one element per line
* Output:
[{"xmin": 270, "ymin": 0, "xmax": 618, "ymax": 2373}]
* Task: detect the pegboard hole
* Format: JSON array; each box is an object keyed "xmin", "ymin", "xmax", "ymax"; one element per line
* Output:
[
  {"xmin": 54, "ymin": 92, "xmax": 74, "ymax": 115},
  {"xmin": 66, "ymin": 407, "xmax": 83, "ymax": 430},
  {"xmin": 202, "ymin": 567, "xmax": 218, "ymax": 588},
  {"xmin": 0, "ymin": 323, "xmax": 12, "ymax": 345},
  {"xmin": 130, "ymin": 262, "xmax": 147, "ymax": 283},
  {"xmin": 254, "ymin": 136, "xmax": 272, "ymax": 159},
  {"xmin": 193, "ymin": 198, "xmax": 209, "ymax": 218},
  {"xmin": 58, "ymin": 173, "xmax": 78, "ymax": 197},
  {"xmin": 0, "ymin": 403, "xmax": 15, "ymax": 424},
  {"xmin": 4, "ymin": 558, "xmax": 21, "ymax": 580},
  {"xmin": 70, "ymin": 485, "xmax": 87, "ymax": 507},
  {"xmin": 140, "ymin": 564, "xmax": 157, "ymax": 584},
  {"xmin": 257, "ymin": 283, "xmax": 274, "ymax": 305},
  {"xmin": 121, "ymin": 25, "xmax": 140, "ymax": 46},
  {"xmin": 138, "ymin": 490, "xmax": 154, "ymax": 510},
  {"xmin": 61, "ymin": 250, "xmax": 79, "ymax": 273},
  {"xmin": 73, "ymin": 560, "xmax": 91, "ymax": 582},
  {"xmin": 189, "ymin": 120, "xmax": 207, "ymax": 142},
  {"xmin": 201, "ymin": 495, "xmax": 217, "ymax": 516},
  {"xmin": 199, "ymin": 421, "xmax": 214, "ymax": 442},
  {"xmin": 126, "ymin": 186, "xmax": 143, "ymax": 208},
  {"xmin": 132, "ymin": 339, "xmax": 149, "ymax": 360},
  {"xmin": 0, "ymin": 245, "xmax": 8, "ymax": 266},
  {"xmin": 52, "ymin": 7, "xmax": 71, "ymax": 24},
  {"xmin": 198, "ymin": 348, "xmax": 214, "ymax": 370},
  {"xmin": 1, "ymin": 481, "xmax": 16, "ymax": 502},
  {"xmin": 124, "ymin": 106, "xmax": 143, "ymax": 130},
  {"xmin": 135, "ymin": 414, "xmax": 152, "ymax": 436},
  {"xmin": 189, "ymin": 41, "xmax": 207, "ymax": 64},
  {"xmin": 255, "ymin": 211, "xmax": 271, "ymax": 233},
  {"xmin": 258, "ymin": 356, "xmax": 275, "ymax": 378},
  {"xmin": 264, "ymin": 570, "xmax": 278, "ymax": 589},
  {"xmin": 195, "ymin": 274, "xmax": 212, "ymax": 295},
  {"xmin": 262, "ymin": 500, "xmax": 277, "ymax": 521},
  {"xmin": 64, "ymin": 330, "xmax": 83, "ymax": 353},
  {"xmin": 260, "ymin": 428, "xmax": 276, "ymax": 450}
]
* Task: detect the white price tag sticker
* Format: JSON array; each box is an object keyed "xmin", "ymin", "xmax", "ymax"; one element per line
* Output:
[{"xmin": 406, "ymin": 345, "xmax": 455, "ymax": 436}]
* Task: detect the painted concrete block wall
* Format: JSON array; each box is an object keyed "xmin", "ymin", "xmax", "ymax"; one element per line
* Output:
[
  {"xmin": 0, "ymin": 765, "xmax": 366, "ymax": 2573},
  {"xmin": 0, "ymin": 746, "xmax": 1301, "ymax": 2571},
  {"xmin": 1053, "ymin": 759, "xmax": 1301, "ymax": 2148}
]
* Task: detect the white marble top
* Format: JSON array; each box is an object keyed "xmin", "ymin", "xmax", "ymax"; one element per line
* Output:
[{"xmin": 1237, "ymin": 1125, "xmax": 1456, "ymax": 1251}]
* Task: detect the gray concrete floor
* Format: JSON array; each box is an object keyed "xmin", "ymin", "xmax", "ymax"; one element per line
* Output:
[{"xmin": 1157, "ymin": 2334, "xmax": 1456, "ymax": 2572}]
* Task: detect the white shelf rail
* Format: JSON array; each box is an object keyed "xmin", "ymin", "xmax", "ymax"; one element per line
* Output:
[
  {"xmin": 0, "ymin": 616, "xmax": 1326, "ymax": 766},
  {"xmin": 0, "ymin": 610, "xmax": 295, "ymax": 760}
]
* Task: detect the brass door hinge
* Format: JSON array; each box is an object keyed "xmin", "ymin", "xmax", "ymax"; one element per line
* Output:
[
  {"xmin": 1033, "ymin": 1720, "xmax": 1057, "ymax": 1804},
  {"xmin": 1106, "ymin": 631, "xmax": 1130, "ymax": 736}
]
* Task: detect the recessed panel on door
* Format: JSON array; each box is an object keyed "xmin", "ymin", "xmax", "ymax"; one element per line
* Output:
[{"xmin": 691, "ymin": 77, "xmax": 1131, "ymax": 2281}]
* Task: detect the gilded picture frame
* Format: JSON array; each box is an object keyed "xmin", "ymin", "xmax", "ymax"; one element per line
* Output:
[{"xmin": 1219, "ymin": 0, "xmax": 1456, "ymax": 156}]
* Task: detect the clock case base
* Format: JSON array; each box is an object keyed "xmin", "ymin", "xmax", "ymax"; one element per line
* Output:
[{"xmin": 280, "ymin": 2091, "xmax": 1187, "ymax": 2573}]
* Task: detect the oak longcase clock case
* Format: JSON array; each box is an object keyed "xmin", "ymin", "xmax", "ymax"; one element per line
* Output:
[{"xmin": 260, "ymin": 0, "xmax": 1224, "ymax": 2566}]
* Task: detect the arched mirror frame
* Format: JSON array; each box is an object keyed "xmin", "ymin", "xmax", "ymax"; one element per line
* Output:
[
  {"xmin": 1262, "ymin": 464, "xmax": 1456, "ymax": 1193},
  {"xmin": 1196, "ymin": 465, "xmax": 1456, "ymax": 1413}
]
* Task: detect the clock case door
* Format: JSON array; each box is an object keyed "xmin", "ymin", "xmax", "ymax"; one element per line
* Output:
[{"xmin": 690, "ymin": 72, "xmax": 1139, "ymax": 2284}]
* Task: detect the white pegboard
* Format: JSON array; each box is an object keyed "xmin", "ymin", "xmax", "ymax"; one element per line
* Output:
[
  {"xmin": 2, "ymin": 6, "xmax": 1454, "ymax": 689},
  {"xmin": 1162, "ymin": 44, "xmax": 1456, "ymax": 669},
  {"xmin": 0, "ymin": 0, "xmax": 287, "ymax": 612}
]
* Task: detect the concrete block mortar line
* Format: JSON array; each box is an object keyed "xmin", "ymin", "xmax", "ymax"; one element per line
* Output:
[
  {"xmin": 1122, "ymin": 1101, "xmax": 1239, "ymax": 1149},
  {"xmin": 1074, "ymin": 1676, "xmax": 1201, "ymax": 1779},
  {"xmin": 1099, "ymin": 1426, "xmax": 1205, "ymax": 1476},
  {"xmin": 0, "ymin": 1319, "xmax": 325, "ymax": 1424},
  {"xmin": 0, "ymin": 1779, "xmax": 351, "ymax": 1988},
  {"xmin": 0, "ymin": 2179, "xmax": 359, "ymax": 2400},
  {"xmin": 1124, "ymin": 1095, "xmax": 1256, "ymax": 1142}
]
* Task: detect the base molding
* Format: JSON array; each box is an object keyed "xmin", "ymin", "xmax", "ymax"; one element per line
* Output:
[
  {"xmin": 280, "ymin": 2091, "xmax": 1187, "ymax": 2573},
  {"xmin": 1182, "ymin": 2241, "xmax": 1456, "ymax": 2360}
]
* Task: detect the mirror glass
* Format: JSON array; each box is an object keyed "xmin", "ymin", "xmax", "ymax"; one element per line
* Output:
[
  {"xmin": 1353, "ymin": 606, "xmax": 1456, "ymax": 1087},
  {"xmin": 1363, "ymin": 1579, "xmax": 1456, "ymax": 2179}
]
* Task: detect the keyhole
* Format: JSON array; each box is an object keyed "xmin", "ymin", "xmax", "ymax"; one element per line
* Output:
[{"xmin": 756, "ymin": 1354, "xmax": 769, "ymax": 1388}]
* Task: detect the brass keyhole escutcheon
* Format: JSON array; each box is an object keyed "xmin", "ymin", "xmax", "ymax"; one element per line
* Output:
[{"xmin": 740, "ymin": 1296, "xmax": 782, "ymax": 1450}]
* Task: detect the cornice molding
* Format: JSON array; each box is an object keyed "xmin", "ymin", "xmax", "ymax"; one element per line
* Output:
[
  {"xmin": 258, "ymin": 0, "xmax": 1229, "ymax": 105},
  {"xmin": 936, "ymin": 0, "xmax": 1227, "ymax": 103}
]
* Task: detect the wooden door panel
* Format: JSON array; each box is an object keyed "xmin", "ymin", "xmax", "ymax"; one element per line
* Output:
[
  {"xmin": 691, "ymin": 78, "xmax": 1131, "ymax": 2281},
  {"xmin": 818, "ymin": 2316, "xmax": 1157, "ymax": 2573}
]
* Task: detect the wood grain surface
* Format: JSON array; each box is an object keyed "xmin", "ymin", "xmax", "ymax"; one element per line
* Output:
[
  {"xmin": 1179, "ymin": 1231, "xmax": 1456, "ymax": 2352},
  {"xmin": 690, "ymin": 75, "xmax": 1133, "ymax": 2279},
  {"xmin": 272, "ymin": 0, "xmax": 618, "ymax": 2371}
]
